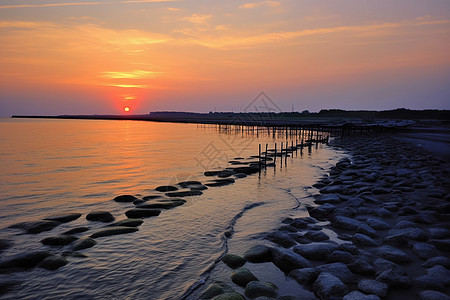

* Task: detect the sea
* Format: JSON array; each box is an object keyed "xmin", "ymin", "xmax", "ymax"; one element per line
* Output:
[{"xmin": 0, "ymin": 118, "xmax": 345, "ymax": 299}]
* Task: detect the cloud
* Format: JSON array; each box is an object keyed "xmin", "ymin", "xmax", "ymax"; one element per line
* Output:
[
  {"xmin": 0, "ymin": 0, "xmax": 181, "ymax": 10},
  {"xmin": 239, "ymin": 1, "xmax": 280, "ymax": 9},
  {"xmin": 182, "ymin": 14, "xmax": 213, "ymax": 25},
  {"xmin": 101, "ymin": 70, "xmax": 160, "ymax": 79}
]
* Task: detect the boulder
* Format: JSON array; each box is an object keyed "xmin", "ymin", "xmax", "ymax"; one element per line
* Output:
[
  {"xmin": 289, "ymin": 268, "xmax": 319, "ymax": 285},
  {"xmin": 44, "ymin": 213, "xmax": 82, "ymax": 223},
  {"xmin": 113, "ymin": 195, "xmax": 138, "ymax": 202},
  {"xmin": 366, "ymin": 218, "xmax": 391, "ymax": 230},
  {"xmin": 304, "ymin": 231, "xmax": 329, "ymax": 242},
  {"xmin": 419, "ymin": 290, "xmax": 450, "ymax": 300},
  {"xmin": 200, "ymin": 282, "xmax": 234, "ymax": 299},
  {"xmin": 38, "ymin": 255, "xmax": 68, "ymax": 271},
  {"xmin": 358, "ymin": 279, "xmax": 388, "ymax": 297},
  {"xmin": 141, "ymin": 195, "xmax": 162, "ymax": 201},
  {"xmin": 313, "ymin": 272, "xmax": 348, "ymax": 299},
  {"xmin": 232, "ymin": 166, "xmax": 259, "ymax": 175},
  {"xmin": 314, "ymin": 194, "xmax": 341, "ymax": 205},
  {"xmin": 326, "ymin": 250, "xmax": 354, "ymax": 264},
  {"xmin": 41, "ymin": 235, "xmax": 78, "ymax": 246},
  {"xmin": 212, "ymin": 292, "xmax": 245, "ymax": 300},
  {"xmin": 165, "ymin": 190, "xmax": 202, "ymax": 197},
  {"xmin": 9, "ymin": 220, "xmax": 61, "ymax": 234},
  {"xmin": 218, "ymin": 170, "xmax": 234, "ymax": 178},
  {"xmin": 331, "ymin": 216, "xmax": 362, "ymax": 231},
  {"xmin": 62, "ymin": 227, "xmax": 90, "ymax": 235},
  {"xmin": 316, "ymin": 262, "xmax": 356, "ymax": 283},
  {"xmin": 73, "ymin": 237, "xmax": 97, "ymax": 250},
  {"xmin": 267, "ymin": 231, "xmax": 296, "ymax": 248},
  {"xmin": 177, "ymin": 181, "xmax": 202, "ymax": 188},
  {"xmin": 430, "ymin": 239, "xmax": 450, "ymax": 251},
  {"xmin": 233, "ymin": 173, "xmax": 247, "ymax": 178},
  {"xmin": 0, "ymin": 251, "xmax": 52, "ymax": 272},
  {"xmin": 90, "ymin": 226, "xmax": 138, "ymax": 238},
  {"xmin": 109, "ymin": 219, "xmax": 144, "ymax": 227},
  {"xmin": 348, "ymin": 259, "xmax": 375, "ymax": 276},
  {"xmin": 230, "ymin": 268, "xmax": 258, "ymax": 287},
  {"xmin": 222, "ymin": 254, "xmax": 246, "ymax": 269},
  {"xmin": 245, "ymin": 281, "xmax": 277, "ymax": 298},
  {"xmin": 271, "ymin": 248, "xmax": 312, "ymax": 273},
  {"xmin": 308, "ymin": 204, "xmax": 336, "ymax": 221},
  {"xmin": 155, "ymin": 185, "xmax": 178, "ymax": 192},
  {"xmin": 413, "ymin": 243, "xmax": 438, "ymax": 260},
  {"xmin": 357, "ymin": 223, "xmax": 377, "ymax": 238},
  {"xmin": 205, "ymin": 178, "xmax": 235, "ymax": 187},
  {"xmin": 125, "ymin": 208, "xmax": 161, "ymax": 218},
  {"xmin": 86, "ymin": 211, "xmax": 115, "ymax": 223},
  {"xmin": 422, "ymin": 256, "xmax": 450, "ymax": 268},
  {"xmin": 376, "ymin": 268, "xmax": 411, "ymax": 288},
  {"xmin": 343, "ymin": 291, "xmax": 381, "ymax": 300},
  {"xmin": 353, "ymin": 233, "xmax": 378, "ymax": 247},
  {"xmin": 290, "ymin": 218, "xmax": 308, "ymax": 229},
  {"xmin": 243, "ymin": 245, "xmax": 272, "ymax": 263},
  {"xmin": 377, "ymin": 245, "xmax": 411, "ymax": 264},
  {"xmin": 293, "ymin": 242, "xmax": 338, "ymax": 261}
]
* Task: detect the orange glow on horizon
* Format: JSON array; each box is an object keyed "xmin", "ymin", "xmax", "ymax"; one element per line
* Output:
[{"xmin": 124, "ymin": 107, "xmax": 130, "ymax": 112}]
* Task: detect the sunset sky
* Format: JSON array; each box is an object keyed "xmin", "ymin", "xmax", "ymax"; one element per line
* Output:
[{"xmin": 1, "ymin": 0, "xmax": 449, "ymax": 115}]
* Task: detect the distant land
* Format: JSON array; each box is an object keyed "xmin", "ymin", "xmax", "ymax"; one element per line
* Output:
[{"xmin": 12, "ymin": 109, "xmax": 450, "ymax": 127}]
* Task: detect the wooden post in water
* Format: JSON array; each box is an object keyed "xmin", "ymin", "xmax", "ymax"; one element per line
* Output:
[
  {"xmin": 265, "ymin": 143, "xmax": 268, "ymax": 167},
  {"xmin": 274, "ymin": 142, "xmax": 277, "ymax": 166},
  {"xmin": 259, "ymin": 144, "xmax": 261, "ymax": 166}
]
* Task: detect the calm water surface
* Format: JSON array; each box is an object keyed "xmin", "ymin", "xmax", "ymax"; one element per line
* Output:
[{"xmin": 0, "ymin": 118, "xmax": 344, "ymax": 299}]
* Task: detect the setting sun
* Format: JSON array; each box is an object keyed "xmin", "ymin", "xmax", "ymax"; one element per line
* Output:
[{"xmin": 124, "ymin": 107, "xmax": 130, "ymax": 112}]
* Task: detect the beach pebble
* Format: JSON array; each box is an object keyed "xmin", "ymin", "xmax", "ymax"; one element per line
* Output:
[
  {"xmin": 62, "ymin": 227, "xmax": 90, "ymax": 235},
  {"xmin": 290, "ymin": 218, "xmax": 308, "ymax": 229},
  {"xmin": 308, "ymin": 205, "xmax": 335, "ymax": 221},
  {"xmin": 243, "ymin": 245, "xmax": 272, "ymax": 263},
  {"xmin": 331, "ymin": 216, "xmax": 361, "ymax": 231},
  {"xmin": 155, "ymin": 185, "xmax": 178, "ymax": 192},
  {"xmin": 326, "ymin": 250, "xmax": 353, "ymax": 264},
  {"xmin": 394, "ymin": 220, "xmax": 417, "ymax": 229},
  {"xmin": 305, "ymin": 230, "xmax": 329, "ymax": 242},
  {"xmin": 113, "ymin": 195, "xmax": 138, "ymax": 202},
  {"xmin": 376, "ymin": 268, "xmax": 411, "ymax": 288},
  {"xmin": 200, "ymin": 282, "xmax": 234, "ymax": 299},
  {"xmin": 419, "ymin": 290, "xmax": 450, "ymax": 300},
  {"xmin": 230, "ymin": 268, "xmax": 258, "ymax": 287},
  {"xmin": 211, "ymin": 292, "xmax": 245, "ymax": 300},
  {"xmin": 125, "ymin": 208, "xmax": 161, "ymax": 218},
  {"xmin": 41, "ymin": 235, "xmax": 78, "ymax": 246},
  {"xmin": 314, "ymin": 194, "xmax": 341, "ymax": 205},
  {"xmin": 222, "ymin": 254, "xmax": 246, "ymax": 269},
  {"xmin": 365, "ymin": 218, "xmax": 391, "ymax": 230},
  {"xmin": 357, "ymin": 223, "xmax": 377, "ymax": 238},
  {"xmin": 90, "ymin": 226, "xmax": 138, "ymax": 238},
  {"xmin": 38, "ymin": 255, "xmax": 68, "ymax": 271},
  {"xmin": 353, "ymin": 233, "xmax": 378, "ymax": 247},
  {"xmin": 343, "ymin": 291, "xmax": 380, "ymax": 300},
  {"xmin": 109, "ymin": 218, "xmax": 144, "ymax": 227},
  {"xmin": 313, "ymin": 272, "xmax": 348, "ymax": 299},
  {"xmin": 44, "ymin": 213, "xmax": 82, "ymax": 223},
  {"xmin": 316, "ymin": 262, "xmax": 356, "ymax": 283},
  {"xmin": 271, "ymin": 247, "xmax": 312, "ymax": 273},
  {"xmin": 244, "ymin": 281, "xmax": 277, "ymax": 298},
  {"xmin": 348, "ymin": 259, "xmax": 375, "ymax": 276},
  {"xmin": 267, "ymin": 231, "xmax": 296, "ymax": 248},
  {"xmin": 293, "ymin": 242, "xmax": 338, "ymax": 261},
  {"xmin": 413, "ymin": 242, "xmax": 438, "ymax": 260},
  {"xmin": 377, "ymin": 245, "xmax": 411, "ymax": 264},
  {"xmin": 358, "ymin": 279, "xmax": 388, "ymax": 297},
  {"xmin": 73, "ymin": 237, "xmax": 97, "ymax": 251},
  {"xmin": 86, "ymin": 211, "xmax": 115, "ymax": 223},
  {"xmin": 289, "ymin": 268, "xmax": 319, "ymax": 285},
  {"xmin": 422, "ymin": 256, "xmax": 450, "ymax": 268}
]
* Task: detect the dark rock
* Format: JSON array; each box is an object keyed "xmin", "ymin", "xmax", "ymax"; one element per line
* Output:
[
  {"xmin": 44, "ymin": 213, "xmax": 82, "ymax": 223},
  {"xmin": 388, "ymin": 228, "xmax": 428, "ymax": 242},
  {"xmin": 166, "ymin": 190, "xmax": 202, "ymax": 197},
  {"xmin": 314, "ymin": 194, "xmax": 341, "ymax": 205},
  {"xmin": 343, "ymin": 291, "xmax": 381, "ymax": 300},
  {"xmin": 200, "ymin": 282, "xmax": 234, "ymax": 299},
  {"xmin": 177, "ymin": 181, "xmax": 202, "ymax": 188},
  {"xmin": 293, "ymin": 242, "xmax": 338, "ymax": 260},
  {"xmin": 232, "ymin": 166, "xmax": 259, "ymax": 175},
  {"xmin": 230, "ymin": 268, "xmax": 258, "ymax": 287},
  {"xmin": 222, "ymin": 254, "xmax": 246, "ymax": 269},
  {"xmin": 73, "ymin": 237, "xmax": 97, "ymax": 250},
  {"xmin": 244, "ymin": 281, "xmax": 277, "ymax": 298},
  {"xmin": 331, "ymin": 216, "xmax": 362, "ymax": 230},
  {"xmin": 271, "ymin": 247, "xmax": 312, "ymax": 273},
  {"xmin": 357, "ymin": 223, "xmax": 377, "ymax": 238},
  {"xmin": 267, "ymin": 231, "xmax": 296, "ymax": 248},
  {"xmin": 0, "ymin": 239, "xmax": 13, "ymax": 252},
  {"xmin": 113, "ymin": 195, "xmax": 138, "ymax": 202},
  {"xmin": 204, "ymin": 171, "xmax": 219, "ymax": 176},
  {"xmin": 305, "ymin": 231, "xmax": 329, "ymax": 242},
  {"xmin": 373, "ymin": 258, "xmax": 403, "ymax": 275},
  {"xmin": 9, "ymin": 220, "xmax": 61, "ymax": 234},
  {"xmin": 376, "ymin": 268, "xmax": 411, "ymax": 288},
  {"xmin": 137, "ymin": 200, "xmax": 185, "ymax": 209},
  {"xmin": 348, "ymin": 259, "xmax": 375, "ymax": 275},
  {"xmin": 430, "ymin": 239, "xmax": 450, "ymax": 251},
  {"xmin": 316, "ymin": 262, "xmax": 356, "ymax": 283},
  {"xmin": 358, "ymin": 279, "xmax": 388, "ymax": 297},
  {"xmin": 338, "ymin": 243, "xmax": 360, "ymax": 255},
  {"xmin": 109, "ymin": 218, "xmax": 144, "ymax": 227},
  {"xmin": 353, "ymin": 233, "xmax": 378, "ymax": 247},
  {"xmin": 290, "ymin": 218, "xmax": 308, "ymax": 229},
  {"xmin": 419, "ymin": 290, "xmax": 450, "ymax": 300},
  {"xmin": 326, "ymin": 250, "xmax": 353, "ymax": 264},
  {"xmin": 205, "ymin": 178, "xmax": 235, "ymax": 187},
  {"xmin": 289, "ymin": 268, "xmax": 319, "ymax": 285},
  {"xmin": 243, "ymin": 245, "xmax": 272, "ymax": 263},
  {"xmin": 90, "ymin": 226, "xmax": 138, "ymax": 238},
  {"xmin": 0, "ymin": 280, "xmax": 21, "ymax": 296},
  {"xmin": 233, "ymin": 173, "xmax": 247, "ymax": 178},
  {"xmin": 41, "ymin": 235, "xmax": 78, "ymax": 246},
  {"xmin": 141, "ymin": 195, "xmax": 162, "ymax": 201},
  {"xmin": 429, "ymin": 228, "xmax": 450, "ymax": 239},
  {"xmin": 211, "ymin": 292, "xmax": 245, "ymax": 300},
  {"xmin": 155, "ymin": 185, "xmax": 178, "ymax": 192},
  {"xmin": 377, "ymin": 245, "xmax": 411, "ymax": 264},
  {"xmin": 338, "ymin": 234, "xmax": 353, "ymax": 241},
  {"xmin": 218, "ymin": 170, "xmax": 234, "ymax": 178},
  {"xmin": 313, "ymin": 272, "xmax": 348, "ymax": 299},
  {"xmin": 38, "ymin": 255, "xmax": 68, "ymax": 271},
  {"xmin": 413, "ymin": 242, "xmax": 438, "ymax": 260},
  {"xmin": 190, "ymin": 184, "xmax": 208, "ymax": 191},
  {"xmin": 0, "ymin": 251, "xmax": 52, "ymax": 272},
  {"xmin": 62, "ymin": 227, "xmax": 90, "ymax": 235},
  {"xmin": 125, "ymin": 208, "xmax": 161, "ymax": 218},
  {"xmin": 422, "ymin": 256, "xmax": 450, "ymax": 268},
  {"xmin": 86, "ymin": 211, "xmax": 115, "ymax": 223},
  {"xmin": 366, "ymin": 218, "xmax": 391, "ymax": 230}
]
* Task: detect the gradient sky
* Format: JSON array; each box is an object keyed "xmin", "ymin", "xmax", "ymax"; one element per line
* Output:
[{"xmin": 1, "ymin": 0, "xmax": 449, "ymax": 116}]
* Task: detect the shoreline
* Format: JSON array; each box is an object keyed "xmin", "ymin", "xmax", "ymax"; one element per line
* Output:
[{"xmin": 196, "ymin": 132, "xmax": 450, "ymax": 299}]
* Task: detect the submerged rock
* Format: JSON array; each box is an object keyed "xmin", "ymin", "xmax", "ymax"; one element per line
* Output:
[
  {"xmin": 0, "ymin": 239, "xmax": 13, "ymax": 252},
  {"xmin": 205, "ymin": 178, "xmax": 235, "ymax": 187},
  {"xmin": 243, "ymin": 245, "xmax": 272, "ymax": 263},
  {"xmin": 44, "ymin": 213, "xmax": 82, "ymax": 223},
  {"xmin": 313, "ymin": 272, "xmax": 348, "ymax": 299},
  {"xmin": 73, "ymin": 237, "xmax": 97, "ymax": 251},
  {"xmin": 293, "ymin": 242, "xmax": 338, "ymax": 261},
  {"xmin": 125, "ymin": 208, "xmax": 161, "ymax": 218},
  {"xmin": 316, "ymin": 262, "xmax": 356, "ymax": 283},
  {"xmin": 9, "ymin": 220, "xmax": 61, "ymax": 234},
  {"xmin": 200, "ymin": 282, "xmax": 234, "ymax": 299},
  {"xmin": 113, "ymin": 195, "xmax": 138, "ymax": 203},
  {"xmin": 222, "ymin": 254, "xmax": 246, "ymax": 269},
  {"xmin": 155, "ymin": 185, "xmax": 178, "ymax": 192},
  {"xmin": 271, "ymin": 248, "xmax": 312, "ymax": 273},
  {"xmin": 86, "ymin": 211, "xmax": 115, "ymax": 223},
  {"xmin": 165, "ymin": 190, "xmax": 202, "ymax": 197},
  {"xmin": 137, "ymin": 200, "xmax": 185, "ymax": 209},
  {"xmin": 289, "ymin": 268, "xmax": 319, "ymax": 285},
  {"xmin": 38, "ymin": 255, "xmax": 68, "ymax": 271},
  {"xmin": 0, "ymin": 251, "xmax": 52, "ymax": 273},
  {"xmin": 212, "ymin": 292, "xmax": 245, "ymax": 300},
  {"xmin": 244, "ymin": 281, "xmax": 277, "ymax": 298},
  {"xmin": 109, "ymin": 219, "xmax": 144, "ymax": 227},
  {"xmin": 90, "ymin": 226, "xmax": 138, "ymax": 238},
  {"xmin": 41, "ymin": 235, "xmax": 78, "ymax": 246},
  {"xmin": 230, "ymin": 268, "xmax": 258, "ymax": 287},
  {"xmin": 62, "ymin": 227, "xmax": 90, "ymax": 235}
]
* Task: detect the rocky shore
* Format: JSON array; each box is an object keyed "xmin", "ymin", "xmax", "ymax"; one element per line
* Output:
[{"xmin": 199, "ymin": 134, "xmax": 450, "ymax": 300}]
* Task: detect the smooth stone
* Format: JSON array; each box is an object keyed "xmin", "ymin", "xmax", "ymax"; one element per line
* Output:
[
  {"xmin": 244, "ymin": 281, "xmax": 277, "ymax": 298},
  {"xmin": 343, "ymin": 291, "xmax": 380, "ymax": 300},
  {"xmin": 9, "ymin": 220, "xmax": 61, "ymax": 234},
  {"xmin": 233, "ymin": 173, "xmax": 247, "ymax": 178},
  {"xmin": 109, "ymin": 219, "xmax": 144, "ymax": 227},
  {"xmin": 376, "ymin": 268, "xmax": 411, "ymax": 288},
  {"xmin": 41, "ymin": 235, "xmax": 78, "ymax": 246},
  {"xmin": 419, "ymin": 290, "xmax": 450, "ymax": 300},
  {"xmin": 326, "ymin": 250, "xmax": 353, "ymax": 264},
  {"xmin": 141, "ymin": 195, "xmax": 162, "ymax": 201},
  {"xmin": 218, "ymin": 170, "xmax": 234, "ymax": 178},
  {"xmin": 86, "ymin": 211, "xmax": 115, "ymax": 223},
  {"xmin": 155, "ymin": 185, "xmax": 178, "ymax": 192},
  {"xmin": 293, "ymin": 242, "xmax": 338, "ymax": 261},
  {"xmin": 289, "ymin": 268, "xmax": 319, "ymax": 285},
  {"xmin": 0, "ymin": 239, "xmax": 13, "ymax": 252},
  {"xmin": 267, "ymin": 231, "xmax": 296, "ymax": 248},
  {"xmin": 320, "ymin": 185, "xmax": 344, "ymax": 194},
  {"xmin": 366, "ymin": 218, "xmax": 391, "ymax": 230},
  {"xmin": 190, "ymin": 184, "xmax": 208, "ymax": 191},
  {"xmin": 177, "ymin": 181, "xmax": 202, "ymax": 188},
  {"xmin": 347, "ymin": 197, "xmax": 366, "ymax": 207},
  {"xmin": 230, "ymin": 268, "xmax": 258, "ymax": 287},
  {"xmin": 308, "ymin": 205, "xmax": 334, "ymax": 221},
  {"xmin": 414, "ymin": 266, "xmax": 450, "ymax": 291},
  {"xmin": 305, "ymin": 231, "xmax": 329, "ymax": 242},
  {"xmin": 373, "ymin": 258, "xmax": 403, "ymax": 275},
  {"xmin": 243, "ymin": 245, "xmax": 272, "ymax": 263},
  {"xmin": 422, "ymin": 256, "xmax": 450, "ymax": 268},
  {"xmin": 204, "ymin": 171, "xmax": 219, "ymax": 176},
  {"xmin": 212, "ymin": 292, "xmax": 245, "ymax": 300},
  {"xmin": 0, "ymin": 280, "xmax": 21, "ymax": 295},
  {"xmin": 38, "ymin": 255, "xmax": 68, "ymax": 271},
  {"xmin": 73, "ymin": 237, "xmax": 97, "ymax": 250},
  {"xmin": 222, "ymin": 254, "xmax": 246, "ymax": 269},
  {"xmin": 429, "ymin": 228, "xmax": 450, "ymax": 239},
  {"xmin": 358, "ymin": 279, "xmax": 388, "ymax": 297},
  {"xmin": 430, "ymin": 239, "xmax": 450, "ymax": 251},
  {"xmin": 137, "ymin": 200, "xmax": 184, "ymax": 209},
  {"xmin": 113, "ymin": 195, "xmax": 138, "ymax": 202},
  {"xmin": 353, "ymin": 233, "xmax": 378, "ymax": 247},
  {"xmin": 0, "ymin": 251, "xmax": 52, "ymax": 272},
  {"xmin": 388, "ymin": 228, "xmax": 428, "ymax": 242},
  {"xmin": 331, "ymin": 216, "xmax": 362, "ymax": 230},
  {"xmin": 313, "ymin": 272, "xmax": 348, "ymax": 299},
  {"xmin": 357, "ymin": 223, "xmax": 377, "ymax": 238},
  {"xmin": 232, "ymin": 166, "xmax": 259, "ymax": 175},
  {"xmin": 90, "ymin": 226, "xmax": 138, "ymax": 238},
  {"xmin": 125, "ymin": 208, "xmax": 161, "ymax": 218},
  {"xmin": 316, "ymin": 262, "xmax": 356, "ymax": 283},
  {"xmin": 290, "ymin": 218, "xmax": 308, "ymax": 229},
  {"xmin": 348, "ymin": 259, "xmax": 375, "ymax": 276},
  {"xmin": 44, "ymin": 213, "xmax": 82, "ymax": 223},
  {"xmin": 413, "ymin": 243, "xmax": 438, "ymax": 260},
  {"xmin": 205, "ymin": 178, "xmax": 236, "ymax": 187},
  {"xmin": 338, "ymin": 243, "xmax": 360, "ymax": 255},
  {"xmin": 338, "ymin": 234, "xmax": 353, "ymax": 241},
  {"xmin": 271, "ymin": 247, "xmax": 312, "ymax": 273},
  {"xmin": 62, "ymin": 227, "xmax": 90, "ymax": 235},
  {"xmin": 377, "ymin": 245, "xmax": 411, "ymax": 263},
  {"xmin": 165, "ymin": 190, "xmax": 202, "ymax": 197},
  {"xmin": 200, "ymin": 282, "xmax": 234, "ymax": 299},
  {"xmin": 314, "ymin": 194, "xmax": 341, "ymax": 205}
]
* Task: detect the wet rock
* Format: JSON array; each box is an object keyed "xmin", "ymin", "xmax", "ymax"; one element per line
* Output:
[
  {"xmin": 316, "ymin": 262, "xmax": 356, "ymax": 283},
  {"xmin": 343, "ymin": 291, "xmax": 380, "ymax": 300},
  {"xmin": 366, "ymin": 218, "xmax": 391, "ymax": 230},
  {"xmin": 109, "ymin": 218, "xmax": 144, "ymax": 227},
  {"xmin": 419, "ymin": 290, "xmax": 450, "ymax": 300},
  {"xmin": 232, "ymin": 166, "xmax": 259, "ymax": 175},
  {"xmin": 38, "ymin": 255, "xmax": 68, "ymax": 271},
  {"xmin": 338, "ymin": 243, "xmax": 360, "ymax": 255},
  {"xmin": 0, "ymin": 251, "xmax": 52, "ymax": 273},
  {"xmin": 0, "ymin": 280, "xmax": 21, "ymax": 296},
  {"xmin": 9, "ymin": 220, "xmax": 61, "ymax": 234},
  {"xmin": 177, "ymin": 181, "xmax": 202, "ymax": 188},
  {"xmin": 212, "ymin": 292, "xmax": 245, "ymax": 300},
  {"xmin": 373, "ymin": 258, "xmax": 403, "ymax": 275},
  {"xmin": 205, "ymin": 178, "xmax": 236, "ymax": 187},
  {"xmin": 204, "ymin": 171, "xmax": 219, "ymax": 176},
  {"xmin": 166, "ymin": 190, "xmax": 202, "ymax": 197},
  {"xmin": 222, "ymin": 254, "xmax": 246, "ymax": 269},
  {"xmin": 305, "ymin": 231, "xmax": 329, "ymax": 242},
  {"xmin": 243, "ymin": 245, "xmax": 272, "ymax": 263},
  {"xmin": 290, "ymin": 218, "xmax": 308, "ymax": 229},
  {"xmin": 137, "ymin": 200, "xmax": 185, "ymax": 209},
  {"xmin": 429, "ymin": 228, "xmax": 450, "ymax": 239},
  {"xmin": 200, "ymin": 282, "xmax": 234, "ymax": 299},
  {"xmin": 308, "ymin": 205, "xmax": 335, "ymax": 221},
  {"xmin": 347, "ymin": 197, "xmax": 365, "ymax": 207},
  {"xmin": 271, "ymin": 247, "xmax": 312, "ymax": 273},
  {"xmin": 41, "ymin": 235, "xmax": 78, "ymax": 246},
  {"xmin": 376, "ymin": 268, "xmax": 411, "ymax": 288},
  {"xmin": 62, "ymin": 227, "xmax": 90, "ymax": 235},
  {"xmin": 125, "ymin": 208, "xmax": 161, "ymax": 218},
  {"xmin": 388, "ymin": 227, "xmax": 428, "ymax": 242},
  {"xmin": 413, "ymin": 242, "xmax": 438, "ymax": 260},
  {"xmin": 190, "ymin": 184, "xmax": 208, "ymax": 191},
  {"xmin": 245, "ymin": 281, "xmax": 277, "ymax": 298},
  {"xmin": 230, "ymin": 268, "xmax": 258, "ymax": 287},
  {"xmin": 338, "ymin": 234, "xmax": 353, "ymax": 241},
  {"xmin": 377, "ymin": 245, "xmax": 411, "ymax": 264},
  {"xmin": 267, "ymin": 231, "xmax": 296, "ymax": 248},
  {"xmin": 348, "ymin": 259, "xmax": 375, "ymax": 276},
  {"xmin": 422, "ymin": 256, "xmax": 450, "ymax": 268},
  {"xmin": 416, "ymin": 265, "xmax": 450, "ymax": 291},
  {"xmin": 331, "ymin": 216, "xmax": 362, "ymax": 231},
  {"xmin": 218, "ymin": 170, "xmax": 234, "ymax": 178},
  {"xmin": 113, "ymin": 195, "xmax": 138, "ymax": 203},
  {"xmin": 326, "ymin": 250, "xmax": 353, "ymax": 264},
  {"xmin": 289, "ymin": 268, "xmax": 319, "ymax": 285},
  {"xmin": 141, "ymin": 195, "xmax": 162, "ymax": 201},
  {"xmin": 293, "ymin": 242, "xmax": 338, "ymax": 261},
  {"xmin": 233, "ymin": 173, "xmax": 247, "ymax": 178},
  {"xmin": 155, "ymin": 185, "xmax": 178, "ymax": 192},
  {"xmin": 358, "ymin": 279, "xmax": 388, "ymax": 297},
  {"xmin": 73, "ymin": 237, "xmax": 97, "ymax": 250},
  {"xmin": 313, "ymin": 272, "xmax": 348, "ymax": 299},
  {"xmin": 320, "ymin": 185, "xmax": 343, "ymax": 194},
  {"xmin": 353, "ymin": 233, "xmax": 378, "ymax": 247},
  {"xmin": 430, "ymin": 239, "xmax": 450, "ymax": 251},
  {"xmin": 314, "ymin": 194, "xmax": 341, "ymax": 205},
  {"xmin": 44, "ymin": 213, "xmax": 82, "ymax": 223},
  {"xmin": 357, "ymin": 223, "xmax": 377, "ymax": 238},
  {"xmin": 0, "ymin": 239, "xmax": 13, "ymax": 252},
  {"xmin": 90, "ymin": 226, "xmax": 138, "ymax": 238},
  {"xmin": 86, "ymin": 211, "xmax": 115, "ymax": 223}
]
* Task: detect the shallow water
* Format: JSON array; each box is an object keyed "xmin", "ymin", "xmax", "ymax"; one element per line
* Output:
[{"xmin": 0, "ymin": 118, "xmax": 343, "ymax": 299}]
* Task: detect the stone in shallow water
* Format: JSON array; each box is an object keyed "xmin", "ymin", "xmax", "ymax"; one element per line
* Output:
[
  {"xmin": 9, "ymin": 220, "xmax": 61, "ymax": 234},
  {"xmin": 271, "ymin": 248, "xmax": 312, "ymax": 273},
  {"xmin": 244, "ymin": 281, "xmax": 277, "ymax": 298},
  {"xmin": 165, "ymin": 190, "xmax": 203, "ymax": 197},
  {"xmin": 113, "ymin": 195, "xmax": 138, "ymax": 202},
  {"xmin": 243, "ymin": 245, "xmax": 272, "ymax": 263},
  {"xmin": 222, "ymin": 254, "xmax": 246, "ymax": 269},
  {"xmin": 326, "ymin": 250, "xmax": 354, "ymax": 264},
  {"xmin": 331, "ymin": 216, "xmax": 362, "ymax": 230},
  {"xmin": 316, "ymin": 262, "xmax": 356, "ymax": 283},
  {"xmin": 62, "ymin": 227, "xmax": 90, "ymax": 235},
  {"xmin": 305, "ymin": 230, "xmax": 329, "ymax": 242},
  {"xmin": 38, "ymin": 255, "xmax": 68, "ymax": 271},
  {"xmin": 348, "ymin": 259, "xmax": 375, "ymax": 276},
  {"xmin": 109, "ymin": 219, "xmax": 144, "ymax": 227},
  {"xmin": 419, "ymin": 290, "xmax": 450, "ymax": 300},
  {"xmin": 73, "ymin": 237, "xmax": 97, "ymax": 251},
  {"xmin": 230, "ymin": 268, "xmax": 258, "ymax": 287},
  {"xmin": 293, "ymin": 242, "xmax": 338, "ymax": 261},
  {"xmin": 366, "ymin": 218, "xmax": 391, "ymax": 230},
  {"xmin": 44, "ymin": 213, "xmax": 82, "ymax": 223},
  {"xmin": 211, "ymin": 292, "xmax": 245, "ymax": 300},
  {"xmin": 358, "ymin": 279, "xmax": 388, "ymax": 297},
  {"xmin": 86, "ymin": 211, "xmax": 115, "ymax": 223},
  {"xmin": 314, "ymin": 194, "xmax": 341, "ymax": 205},
  {"xmin": 343, "ymin": 291, "xmax": 381, "ymax": 300},
  {"xmin": 90, "ymin": 226, "xmax": 138, "ymax": 238},
  {"xmin": 267, "ymin": 231, "xmax": 296, "ymax": 248},
  {"xmin": 377, "ymin": 245, "xmax": 411, "ymax": 264},
  {"xmin": 125, "ymin": 208, "xmax": 161, "ymax": 218},
  {"xmin": 353, "ymin": 233, "xmax": 378, "ymax": 247},
  {"xmin": 0, "ymin": 251, "xmax": 52, "ymax": 272},
  {"xmin": 422, "ymin": 256, "xmax": 450, "ymax": 268},
  {"xmin": 313, "ymin": 272, "xmax": 348, "ymax": 299},
  {"xmin": 41, "ymin": 235, "xmax": 78, "ymax": 246},
  {"xmin": 289, "ymin": 268, "xmax": 319, "ymax": 285},
  {"xmin": 137, "ymin": 200, "xmax": 185, "ymax": 209},
  {"xmin": 155, "ymin": 185, "xmax": 178, "ymax": 192},
  {"xmin": 200, "ymin": 281, "xmax": 234, "ymax": 299},
  {"xmin": 376, "ymin": 268, "xmax": 411, "ymax": 288}
]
